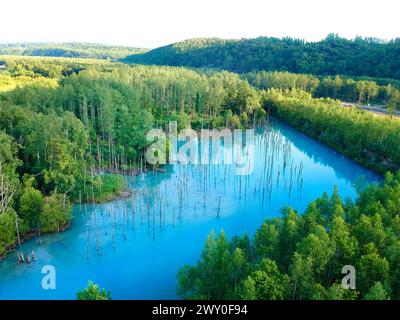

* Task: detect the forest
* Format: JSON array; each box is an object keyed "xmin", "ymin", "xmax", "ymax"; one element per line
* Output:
[
  {"xmin": 0, "ymin": 54, "xmax": 399, "ymax": 300},
  {"xmin": 0, "ymin": 43, "xmax": 145, "ymax": 60},
  {"xmin": 245, "ymin": 71, "xmax": 400, "ymax": 107},
  {"xmin": 262, "ymin": 89, "xmax": 400, "ymax": 173},
  {"xmin": 125, "ymin": 34, "xmax": 400, "ymax": 79},
  {"xmin": 178, "ymin": 171, "xmax": 400, "ymax": 300},
  {"xmin": 0, "ymin": 57, "xmax": 264, "ymax": 257}
]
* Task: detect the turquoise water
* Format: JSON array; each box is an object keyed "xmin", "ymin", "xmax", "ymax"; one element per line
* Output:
[{"xmin": 0, "ymin": 120, "xmax": 380, "ymax": 300}]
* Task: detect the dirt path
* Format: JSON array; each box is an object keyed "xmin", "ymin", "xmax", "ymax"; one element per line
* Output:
[{"xmin": 341, "ymin": 102, "xmax": 400, "ymax": 117}]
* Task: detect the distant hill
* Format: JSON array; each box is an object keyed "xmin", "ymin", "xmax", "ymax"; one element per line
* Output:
[
  {"xmin": 0, "ymin": 43, "xmax": 147, "ymax": 60},
  {"xmin": 124, "ymin": 35, "xmax": 400, "ymax": 79}
]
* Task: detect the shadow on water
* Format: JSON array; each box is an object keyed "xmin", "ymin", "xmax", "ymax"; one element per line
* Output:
[{"xmin": 269, "ymin": 118, "xmax": 381, "ymax": 186}]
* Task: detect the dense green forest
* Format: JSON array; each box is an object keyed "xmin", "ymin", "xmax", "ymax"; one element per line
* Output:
[
  {"xmin": 245, "ymin": 71, "xmax": 400, "ymax": 107},
  {"xmin": 178, "ymin": 171, "xmax": 400, "ymax": 300},
  {"xmin": 1, "ymin": 56, "xmax": 400, "ymax": 258},
  {"xmin": 1, "ymin": 54, "xmax": 400, "ymax": 300},
  {"xmin": 0, "ymin": 56, "xmax": 116, "ymax": 92},
  {"xmin": 0, "ymin": 43, "xmax": 146, "ymax": 60},
  {"xmin": 262, "ymin": 89, "xmax": 400, "ymax": 173},
  {"xmin": 125, "ymin": 35, "xmax": 400, "ymax": 80},
  {"xmin": 0, "ymin": 57, "xmax": 265, "ymax": 257}
]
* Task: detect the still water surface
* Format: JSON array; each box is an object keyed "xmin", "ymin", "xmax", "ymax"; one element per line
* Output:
[{"xmin": 0, "ymin": 120, "xmax": 380, "ymax": 299}]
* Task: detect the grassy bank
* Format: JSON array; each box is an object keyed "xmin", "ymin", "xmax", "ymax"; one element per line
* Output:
[{"xmin": 77, "ymin": 173, "xmax": 129, "ymax": 204}]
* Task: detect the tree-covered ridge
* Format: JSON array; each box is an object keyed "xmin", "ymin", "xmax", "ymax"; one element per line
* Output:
[
  {"xmin": 178, "ymin": 171, "xmax": 400, "ymax": 300},
  {"xmin": 0, "ymin": 56, "xmax": 116, "ymax": 92},
  {"xmin": 125, "ymin": 35, "xmax": 400, "ymax": 80},
  {"xmin": 0, "ymin": 43, "xmax": 146, "ymax": 60}
]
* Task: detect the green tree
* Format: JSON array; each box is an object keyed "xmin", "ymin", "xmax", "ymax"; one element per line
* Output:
[
  {"xmin": 0, "ymin": 210, "xmax": 17, "ymax": 256},
  {"xmin": 289, "ymin": 252, "xmax": 315, "ymax": 300},
  {"xmin": 357, "ymin": 243, "xmax": 390, "ymax": 294},
  {"xmin": 39, "ymin": 193, "xmax": 72, "ymax": 233},
  {"xmin": 387, "ymin": 91, "xmax": 400, "ymax": 118},
  {"xmin": 245, "ymin": 259, "xmax": 288, "ymax": 300},
  {"xmin": 278, "ymin": 208, "xmax": 300, "ymax": 270},
  {"xmin": 238, "ymin": 276, "xmax": 256, "ymax": 300},
  {"xmin": 18, "ymin": 186, "xmax": 44, "ymax": 230},
  {"xmin": 254, "ymin": 221, "xmax": 279, "ymax": 260},
  {"xmin": 77, "ymin": 281, "xmax": 111, "ymax": 300},
  {"xmin": 363, "ymin": 282, "xmax": 389, "ymax": 300}
]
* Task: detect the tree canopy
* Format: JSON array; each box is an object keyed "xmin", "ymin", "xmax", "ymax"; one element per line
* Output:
[
  {"xmin": 125, "ymin": 35, "xmax": 400, "ymax": 80},
  {"xmin": 178, "ymin": 172, "xmax": 400, "ymax": 300},
  {"xmin": 77, "ymin": 281, "xmax": 111, "ymax": 300},
  {"xmin": 0, "ymin": 43, "xmax": 146, "ymax": 60}
]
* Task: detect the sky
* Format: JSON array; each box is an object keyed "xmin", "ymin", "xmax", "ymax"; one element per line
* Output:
[{"xmin": 0, "ymin": 0, "xmax": 398, "ymax": 48}]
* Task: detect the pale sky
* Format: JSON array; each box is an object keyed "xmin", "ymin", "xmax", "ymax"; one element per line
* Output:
[{"xmin": 0, "ymin": 0, "xmax": 398, "ymax": 48}]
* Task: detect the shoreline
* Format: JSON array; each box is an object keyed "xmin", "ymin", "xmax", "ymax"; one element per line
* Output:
[
  {"xmin": 80, "ymin": 189, "xmax": 133, "ymax": 205},
  {"xmin": 0, "ymin": 189, "xmax": 131, "ymax": 262},
  {"xmin": 0, "ymin": 166, "xmax": 166, "ymax": 262},
  {"xmin": 0, "ymin": 221, "xmax": 71, "ymax": 262},
  {"xmin": 0, "ymin": 173, "xmax": 143, "ymax": 263},
  {"xmin": 0, "ymin": 167, "xmax": 167, "ymax": 262},
  {"xmin": 94, "ymin": 166, "xmax": 167, "ymax": 176}
]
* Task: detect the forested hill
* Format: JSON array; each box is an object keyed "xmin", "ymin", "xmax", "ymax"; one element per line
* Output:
[
  {"xmin": 124, "ymin": 35, "xmax": 400, "ymax": 79},
  {"xmin": 0, "ymin": 43, "xmax": 146, "ymax": 60}
]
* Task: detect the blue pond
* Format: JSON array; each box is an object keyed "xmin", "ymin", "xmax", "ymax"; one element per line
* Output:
[{"xmin": 0, "ymin": 120, "xmax": 380, "ymax": 300}]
